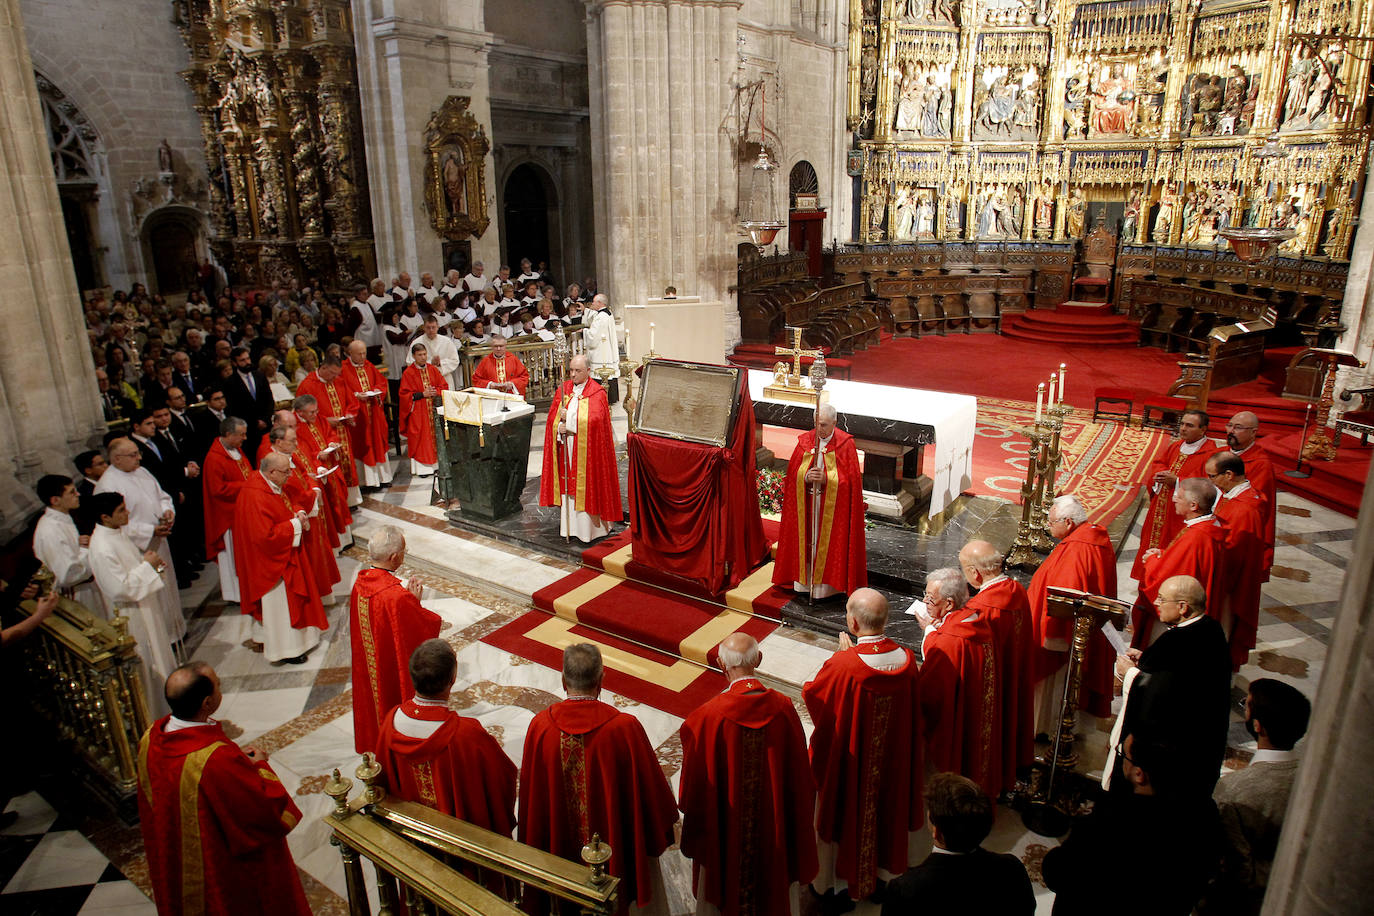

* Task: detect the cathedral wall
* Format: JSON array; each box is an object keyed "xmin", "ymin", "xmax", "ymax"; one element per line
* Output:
[
  {"xmin": 484, "ymin": 0, "xmax": 585, "ymax": 56},
  {"xmin": 20, "ymin": 0, "xmax": 208, "ymax": 293}
]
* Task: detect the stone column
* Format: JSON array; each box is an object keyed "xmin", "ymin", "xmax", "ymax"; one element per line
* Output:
[
  {"xmin": 1333, "ymin": 155, "xmax": 1374, "ymax": 407},
  {"xmin": 585, "ymin": 0, "xmax": 741, "ymax": 354},
  {"xmin": 0, "ymin": 0, "xmax": 103, "ymax": 537},
  {"xmin": 1261, "ymin": 459, "xmax": 1374, "ymax": 915}
]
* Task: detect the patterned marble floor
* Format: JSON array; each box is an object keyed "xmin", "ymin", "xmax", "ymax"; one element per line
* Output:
[{"xmin": 2, "ymin": 411, "xmax": 1355, "ymax": 914}]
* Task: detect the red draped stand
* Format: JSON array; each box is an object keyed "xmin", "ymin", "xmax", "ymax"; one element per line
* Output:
[{"xmin": 627, "ymin": 382, "xmax": 769, "ymax": 596}]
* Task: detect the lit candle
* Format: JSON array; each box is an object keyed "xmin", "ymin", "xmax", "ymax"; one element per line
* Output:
[
  {"xmin": 1058, "ymin": 363, "xmax": 1067, "ymax": 403},
  {"xmin": 650, "ymin": 322, "xmax": 656, "ymax": 352},
  {"xmin": 1035, "ymin": 382, "xmax": 1045, "ymax": 422},
  {"xmin": 1047, "ymin": 373, "xmax": 1056, "ymax": 407}
]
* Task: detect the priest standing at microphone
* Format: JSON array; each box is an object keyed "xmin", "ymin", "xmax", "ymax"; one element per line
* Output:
[{"xmin": 772, "ymin": 402, "xmax": 867, "ymax": 599}]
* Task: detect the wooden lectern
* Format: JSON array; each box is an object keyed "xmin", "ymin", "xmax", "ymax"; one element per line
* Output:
[{"xmin": 1022, "ymin": 586, "xmax": 1129, "ymax": 837}]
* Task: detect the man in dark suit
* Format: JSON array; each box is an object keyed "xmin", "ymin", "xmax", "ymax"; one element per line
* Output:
[
  {"xmin": 153, "ymin": 404, "xmax": 205, "ymax": 577},
  {"xmin": 72, "ymin": 449, "xmax": 108, "ymax": 536},
  {"xmin": 129, "ymin": 408, "xmax": 176, "ymax": 497},
  {"xmin": 881, "ymin": 773, "xmax": 1034, "ymax": 915},
  {"xmin": 193, "ymin": 387, "xmax": 229, "ymax": 459},
  {"xmin": 1108, "ymin": 574, "xmax": 1233, "ymax": 799},
  {"xmin": 163, "ymin": 388, "xmax": 201, "ymax": 459},
  {"xmin": 224, "ymin": 346, "xmax": 274, "ymax": 461},
  {"xmin": 170, "ymin": 351, "xmax": 201, "ymax": 403}
]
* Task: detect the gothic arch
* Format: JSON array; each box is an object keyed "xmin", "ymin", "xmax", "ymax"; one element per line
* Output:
[
  {"xmin": 498, "ymin": 158, "xmax": 564, "ymax": 280},
  {"xmin": 138, "ymin": 205, "xmax": 209, "ymax": 296}
]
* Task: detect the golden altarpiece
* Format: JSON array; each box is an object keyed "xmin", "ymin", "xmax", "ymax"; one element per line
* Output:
[
  {"xmin": 850, "ymin": 0, "xmax": 1370, "ymax": 262},
  {"xmin": 173, "ymin": 0, "xmax": 375, "ymax": 289}
]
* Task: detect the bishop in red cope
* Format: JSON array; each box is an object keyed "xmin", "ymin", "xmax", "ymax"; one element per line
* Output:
[
  {"xmin": 469, "ymin": 333, "xmax": 530, "ymax": 396},
  {"xmin": 350, "ymin": 525, "xmax": 442, "ymax": 754},
  {"xmin": 138, "ymin": 662, "xmax": 310, "ymax": 916},
  {"xmin": 295, "ymin": 355, "xmax": 361, "ymax": 501},
  {"xmin": 376, "ymin": 639, "xmax": 517, "ymax": 835},
  {"xmin": 539, "ymin": 355, "xmax": 622, "ymax": 542},
  {"xmin": 772, "ymin": 402, "xmax": 867, "ymax": 599},
  {"xmin": 679, "ymin": 633, "xmax": 818, "ymax": 916},
  {"xmin": 803, "ymin": 589, "xmax": 927, "ymax": 905},
  {"xmin": 518, "ymin": 643, "xmax": 677, "ymax": 914},
  {"xmin": 959, "ymin": 539, "xmax": 1035, "ymax": 796},
  {"xmin": 1027, "ymin": 494, "xmax": 1119, "ymax": 729}
]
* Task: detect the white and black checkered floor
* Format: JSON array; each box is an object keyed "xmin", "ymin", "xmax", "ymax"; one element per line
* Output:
[{"xmin": 0, "ymin": 792, "xmax": 152, "ymax": 915}]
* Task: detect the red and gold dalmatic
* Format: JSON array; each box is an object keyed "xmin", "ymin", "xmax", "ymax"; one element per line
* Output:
[
  {"xmin": 1131, "ymin": 438, "xmax": 1220, "ymax": 580},
  {"xmin": 772, "ymin": 427, "xmax": 867, "ymax": 595},
  {"xmin": 398, "ymin": 362, "xmax": 448, "ymax": 465},
  {"xmin": 296, "ymin": 371, "xmax": 359, "ymax": 487},
  {"xmin": 340, "ymin": 357, "xmax": 389, "ymax": 466},
  {"xmin": 137, "ymin": 718, "xmax": 310, "ymax": 916},
  {"xmin": 295, "ymin": 410, "xmax": 353, "ymax": 530},
  {"xmin": 281, "ymin": 449, "xmax": 341, "ymax": 598},
  {"xmin": 348, "ymin": 568, "xmax": 441, "ymax": 754},
  {"xmin": 471, "ymin": 351, "xmax": 530, "ymax": 396},
  {"xmin": 921, "ymin": 610, "xmax": 1002, "ymax": 796},
  {"xmin": 201, "ymin": 438, "xmax": 251, "ymax": 558},
  {"xmin": 538, "ymin": 378, "xmax": 623, "ymax": 522}
]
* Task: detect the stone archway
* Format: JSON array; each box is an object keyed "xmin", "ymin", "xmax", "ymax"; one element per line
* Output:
[
  {"xmin": 502, "ymin": 161, "xmax": 562, "ymax": 281},
  {"xmin": 139, "ymin": 206, "xmax": 208, "ymax": 297},
  {"xmin": 36, "ymin": 71, "xmax": 109, "ymax": 293}
]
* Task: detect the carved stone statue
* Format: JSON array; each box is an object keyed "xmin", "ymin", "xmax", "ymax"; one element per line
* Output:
[
  {"xmin": 1122, "ymin": 187, "xmax": 1142, "ymax": 241},
  {"xmin": 1153, "ymin": 193, "xmax": 1176, "ymax": 243},
  {"xmin": 893, "ymin": 185, "xmax": 915, "ymax": 240},
  {"xmin": 1065, "ymin": 189, "xmax": 1086, "ymax": 238},
  {"xmin": 158, "ymin": 139, "xmax": 174, "ymax": 174}
]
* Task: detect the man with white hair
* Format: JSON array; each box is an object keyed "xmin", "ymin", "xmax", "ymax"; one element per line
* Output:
[
  {"xmin": 539, "ymin": 354, "xmax": 622, "ymax": 541},
  {"xmin": 583, "ymin": 293, "xmax": 618, "ymax": 394},
  {"xmin": 678, "ymin": 633, "xmax": 818, "ymax": 914},
  {"xmin": 348, "ymin": 525, "xmax": 440, "ymax": 754},
  {"xmin": 804, "ymin": 588, "xmax": 928, "ymax": 907},
  {"xmin": 959, "ymin": 539, "xmax": 1033, "ymax": 795},
  {"xmin": 231, "ymin": 452, "xmax": 327, "ymax": 665},
  {"xmin": 772, "ymin": 401, "xmax": 867, "ymax": 600},
  {"xmin": 416, "ymin": 271, "xmax": 440, "ymax": 305},
  {"xmin": 1131, "ymin": 476, "xmax": 1226, "ymax": 649},
  {"xmin": 918, "ymin": 566, "xmax": 1001, "ymax": 796},
  {"xmin": 342, "ymin": 339, "xmax": 393, "ymax": 490},
  {"xmin": 201, "ymin": 416, "xmax": 251, "ymax": 603},
  {"xmin": 1027, "ymin": 494, "xmax": 1119, "ymax": 735},
  {"xmin": 461, "ymin": 260, "xmax": 488, "ymax": 294}
]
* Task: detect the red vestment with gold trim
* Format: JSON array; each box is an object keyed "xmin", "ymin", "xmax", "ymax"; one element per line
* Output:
[
  {"xmin": 398, "ymin": 363, "xmax": 448, "ymax": 465},
  {"xmin": 231, "ymin": 472, "xmax": 326, "ymax": 630},
  {"xmin": 470, "ymin": 351, "xmax": 530, "ymax": 396},
  {"xmin": 137, "ymin": 717, "xmax": 309, "ymax": 916},
  {"xmin": 1214, "ymin": 487, "xmax": 1267, "ymax": 670},
  {"xmin": 1131, "ymin": 438, "xmax": 1220, "ymax": 580},
  {"xmin": 295, "ymin": 412, "xmax": 352, "ymax": 532},
  {"xmin": 341, "ymin": 357, "xmax": 389, "ymax": 465},
  {"xmin": 772, "ymin": 428, "xmax": 867, "ymax": 595},
  {"xmin": 920, "ymin": 609, "xmax": 1002, "ymax": 796},
  {"xmin": 1131, "ymin": 516, "xmax": 1228, "ymax": 647},
  {"xmin": 966, "ymin": 577, "xmax": 1035, "ymax": 794},
  {"xmin": 538, "ymin": 379, "xmax": 622, "ymax": 522},
  {"xmin": 296, "ymin": 371, "xmax": 360, "ymax": 487},
  {"xmin": 201, "ymin": 438, "xmax": 251, "ymax": 557}
]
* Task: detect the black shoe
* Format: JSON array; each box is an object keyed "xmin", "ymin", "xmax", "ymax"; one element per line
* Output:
[{"xmin": 283, "ymin": 654, "xmax": 309, "ymax": 665}]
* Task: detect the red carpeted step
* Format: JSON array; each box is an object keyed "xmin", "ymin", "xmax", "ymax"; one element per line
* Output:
[
  {"xmin": 1002, "ymin": 310, "xmax": 1140, "ymax": 347},
  {"xmin": 1056, "ymin": 300, "xmax": 1116, "ymax": 316},
  {"xmin": 1256, "ymin": 432, "xmax": 1369, "ymax": 517}
]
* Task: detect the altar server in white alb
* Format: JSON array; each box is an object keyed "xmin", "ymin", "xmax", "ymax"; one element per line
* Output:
[
  {"xmin": 86, "ymin": 492, "xmax": 174, "ymax": 717},
  {"xmin": 94, "ymin": 437, "xmax": 185, "ymax": 644},
  {"xmin": 583, "ymin": 294, "xmax": 618, "ymax": 380},
  {"xmin": 32, "ymin": 474, "xmax": 106, "ymax": 617}
]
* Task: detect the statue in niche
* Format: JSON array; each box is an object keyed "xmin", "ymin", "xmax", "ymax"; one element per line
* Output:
[
  {"xmin": 1064, "ymin": 189, "xmax": 1086, "ymax": 238},
  {"xmin": 441, "ymin": 148, "xmax": 467, "ymax": 217},
  {"xmin": 921, "ymin": 77, "xmax": 951, "ymax": 138},
  {"xmin": 1179, "ymin": 192, "xmax": 1198, "ymax": 240},
  {"xmin": 1217, "ymin": 66, "xmax": 1250, "ymax": 135},
  {"xmin": 867, "ymin": 183, "xmax": 889, "ymax": 240},
  {"xmin": 1089, "ymin": 63, "xmax": 1135, "ymax": 137},
  {"xmin": 1281, "ymin": 46, "xmax": 1341, "ymax": 130},
  {"xmin": 861, "ymin": 46, "xmax": 878, "ymax": 97},
  {"xmin": 1153, "ymin": 192, "xmax": 1176, "ymax": 242},
  {"xmin": 894, "ymin": 185, "xmax": 916, "ymax": 240},
  {"xmin": 158, "ymin": 139, "xmax": 174, "ymax": 175},
  {"xmin": 260, "ymin": 197, "xmax": 278, "ymax": 237},
  {"xmin": 1032, "ymin": 182, "xmax": 1054, "ymax": 238},
  {"xmin": 973, "ymin": 66, "xmax": 1039, "ymax": 141},
  {"xmin": 1323, "ymin": 207, "xmax": 1346, "ymax": 258},
  {"xmin": 1190, "ymin": 75, "xmax": 1224, "ymax": 135},
  {"xmin": 894, "ymin": 61, "xmax": 923, "ymax": 132},
  {"xmin": 945, "ymin": 183, "xmax": 965, "ymax": 235},
  {"xmin": 915, "ymin": 194, "xmax": 936, "ymax": 236},
  {"xmin": 975, "ymin": 185, "xmax": 1018, "ymax": 239},
  {"xmin": 1063, "ymin": 74, "xmax": 1087, "ymax": 139},
  {"xmin": 1008, "ymin": 186, "xmax": 1025, "ymax": 237},
  {"xmin": 1122, "ymin": 187, "xmax": 1143, "ymax": 241}
]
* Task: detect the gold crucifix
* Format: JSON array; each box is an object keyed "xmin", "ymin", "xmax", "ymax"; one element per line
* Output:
[{"xmin": 775, "ymin": 326, "xmax": 822, "ymax": 386}]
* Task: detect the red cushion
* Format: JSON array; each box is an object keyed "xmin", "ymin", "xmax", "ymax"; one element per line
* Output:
[
  {"xmin": 1095, "ymin": 387, "xmax": 1135, "ymax": 401},
  {"xmin": 1073, "ymin": 277, "xmax": 1110, "ymax": 286}
]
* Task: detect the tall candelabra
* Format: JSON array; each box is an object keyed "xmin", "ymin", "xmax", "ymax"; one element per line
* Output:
[{"xmin": 1007, "ymin": 365, "xmax": 1069, "ymax": 568}]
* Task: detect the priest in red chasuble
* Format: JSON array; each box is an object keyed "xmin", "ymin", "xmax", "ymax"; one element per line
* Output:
[
  {"xmin": 539, "ymin": 355, "xmax": 622, "ymax": 542},
  {"xmin": 1225, "ymin": 411, "xmax": 1277, "ymax": 575},
  {"xmin": 772, "ymin": 402, "xmax": 867, "ymax": 599},
  {"xmin": 470, "ymin": 333, "xmax": 530, "ymax": 396},
  {"xmin": 201, "ymin": 416, "xmax": 251, "ymax": 604},
  {"xmin": 295, "ymin": 357, "xmax": 362, "ymax": 503},
  {"xmin": 519, "ymin": 644, "xmax": 677, "ymax": 914},
  {"xmin": 350, "ymin": 525, "xmax": 442, "ymax": 754},
  {"xmin": 397, "ymin": 341, "xmax": 449, "ymax": 477},
  {"xmin": 917, "ymin": 567, "xmax": 1002, "ymax": 797},
  {"xmin": 232, "ymin": 453, "xmax": 327, "ymax": 664},
  {"xmin": 1028, "ymin": 494, "xmax": 1119, "ymax": 731},
  {"xmin": 138, "ymin": 662, "xmax": 310, "ymax": 916},
  {"xmin": 1131, "ymin": 409, "xmax": 1219, "ymax": 581},
  {"xmin": 803, "ymin": 589, "xmax": 927, "ymax": 905},
  {"xmin": 270, "ymin": 426, "xmax": 341, "ymax": 602},
  {"xmin": 343, "ymin": 340, "xmax": 394, "ymax": 489},
  {"xmin": 294, "ymin": 393, "xmax": 354, "ymax": 533},
  {"xmin": 679, "ymin": 634, "xmax": 818, "ymax": 916},
  {"xmin": 959, "ymin": 539, "xmax": 1034, "ymax": 796},
  {"xmin": 1207, "ymin": 451, "xmax": 1267, "ymax": 670},
  {"xmin": 376, "ymin": 639, "xmax": 516, "ymax": 834},
  {"xmin": 1131, "ymin": 477, "xmax": 1228, "ymax": 649}
]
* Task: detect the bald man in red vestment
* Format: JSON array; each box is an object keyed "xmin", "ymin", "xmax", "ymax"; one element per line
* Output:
[
  {"xmin": 470, "ymin": 334, "xmax": 530, "ymax": 396},
  {"xmin": 1225, "ymin": 411, "xmax": 1277, "ymax": 576},
  {"xmin": 343, "ymin": 340, "xmax": 393, "ymax": 489},
  {"xmin": 1131, "ymin": 477, "xmax": 1228, "ymax": 649},
  {"xmin": 959, "ymin": 539, "xmax": 1034, "ymax": 795},
  {"xmin": 519, "ymin": 643, "xmax": 677, "ymax": 914},
  {"xmin": 294, "ymin": 392, "xmax": 354, "ymax": 529},
  {"xmin": 201, "ymin": 416, "xmax": 251, "ymax": 604},
  {"xmin": 1207, "ymin": 451, "xmax": 1267, "ymax": 670},
  {"xmin": 350, "ymin": 525, "xmax": 442, "ymax": 754},
  {"xmin": 1131, "ymin": 410, "xmax": 1219, "ymax": 581},
  {"xmin": 398, "ymin": 341, "xmax": 449, "ymax": 476},
  {"xmin": 138, "ymin": 662, "xmax": 309, "ymax": 916},
  {"xmin": 772, "ymin": 402, "xmax": 867, "ymax": 599},
  {"xmin": 1028, "ymin": 494, "xmax": 1119, "ymax": 731},
  {"xmin": 232, "ymin": 453, "xmax": 327, "ymax": 664},
  {"xmin": 803, "ymin": 588, "xmax": 927, "ymax": 906},
  {"xmin": 917, "ymin": 567, "xmax": 1002, "ymax": 797},
  {"xmin": 539, "ymin": 356, "xmax": 622, "ymax": 542},
  {"xmin": 296, "ymin": 358, "xmax": 361, "ymax": 503},
  {"xmin": 376, "ymin": 640, "xmax": 516, "ymax": 834},
  {"xmin": 679, "ymin": 633, "xmax": 818, "ymax": 916}
]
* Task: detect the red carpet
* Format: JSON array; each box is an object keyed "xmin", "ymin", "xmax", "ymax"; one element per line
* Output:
[
  {"xmin": 843, "ymin": 335, "xmax": 1181, "ymax": 409},
  {"xmin": 1258, "ymin": 431, "xmax": 1370, "ymax": 517},
  {"xmin": 1002, "ymin": 308, "xmax": 1140, "ymax": 346}
]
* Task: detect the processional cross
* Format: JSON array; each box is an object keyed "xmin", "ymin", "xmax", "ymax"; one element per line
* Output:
[{"xmin": 776, "ymin": 326, "xmax": 822, "ymax": 386}]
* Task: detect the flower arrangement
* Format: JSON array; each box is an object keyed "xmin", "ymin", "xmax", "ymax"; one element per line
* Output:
[{"xmin": 757, "ymin": 467, "xmax": 785, "ymax": 514}]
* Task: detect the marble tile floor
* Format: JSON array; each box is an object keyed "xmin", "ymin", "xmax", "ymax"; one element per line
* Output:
[{"xmin": 5, "ymin": 429, "xmax": 1353, "ymax": 915}]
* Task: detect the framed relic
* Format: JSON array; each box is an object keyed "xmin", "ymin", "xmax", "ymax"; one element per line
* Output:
[{"xmin": 634, "ymin": 360, "xmax": 743, "ymax": 448}]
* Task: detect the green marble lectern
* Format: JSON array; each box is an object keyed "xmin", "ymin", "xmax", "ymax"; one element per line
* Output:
[{"xmin": 434, "ymin": 391, "xmax": 536, "ymax": 522}]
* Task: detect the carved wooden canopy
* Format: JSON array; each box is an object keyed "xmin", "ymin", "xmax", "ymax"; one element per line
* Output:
[{"xmin": 424, "ymin": 96, "xmax": 490, "ymax": 240}]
